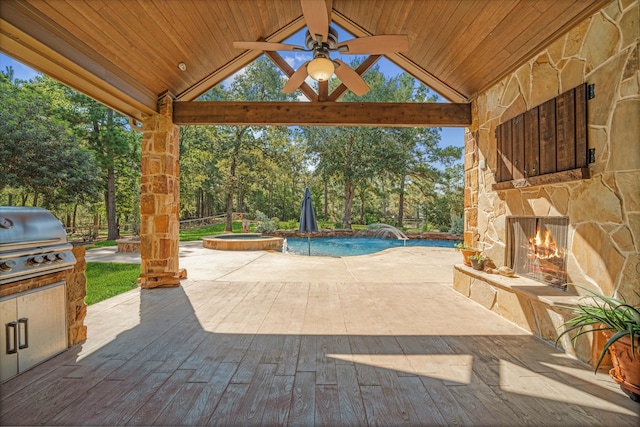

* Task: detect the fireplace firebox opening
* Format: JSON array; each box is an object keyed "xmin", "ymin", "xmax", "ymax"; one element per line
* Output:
[{"xmin": 507, "ymin": 216, "xmax": 570, "ymax": 289}]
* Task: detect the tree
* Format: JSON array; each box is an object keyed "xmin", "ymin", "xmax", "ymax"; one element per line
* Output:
[
  {"xmin": 199, "ymin": 58, "xmax": 297, "ymax": 231},
  {"xmin": 0, "ymin": 70, "xmax": 101, "ymax": 209},
  {"xmin": 63, "ymin": 87, "xmax": 140, "ymax": 240}
]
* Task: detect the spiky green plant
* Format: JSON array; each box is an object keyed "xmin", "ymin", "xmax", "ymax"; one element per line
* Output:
[{"xmin": 557, "ymin": 288, "xmax": 640, "ymax": 372}]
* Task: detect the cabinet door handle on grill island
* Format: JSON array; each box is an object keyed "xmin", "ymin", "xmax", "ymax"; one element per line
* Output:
[
  {"xmin": 18, "ymin": 318, "xmax": 29, "ymax": 350},
  {"xmin": 6, "ymin": 321, "xmax": 17, "ymax": 354}
]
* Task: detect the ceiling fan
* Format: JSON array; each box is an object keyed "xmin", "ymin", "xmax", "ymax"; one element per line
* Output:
[{"xmin": 233, "ymin": 0, "xmax": 409, "ymax": 96}]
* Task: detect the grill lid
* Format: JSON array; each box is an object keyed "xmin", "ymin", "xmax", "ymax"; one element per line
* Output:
[
  {"xmin": 0, "ymin": 206, "xmax": 76, "ymax": 285},
  {"xmin": 0, "ymin": 207, "xmax": 68, "ymax": 251}
]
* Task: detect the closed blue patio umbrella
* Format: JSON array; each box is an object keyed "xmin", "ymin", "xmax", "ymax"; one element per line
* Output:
[{"xmin": 299, "ymin": 187, "xmax": 318, "ymax": 256}]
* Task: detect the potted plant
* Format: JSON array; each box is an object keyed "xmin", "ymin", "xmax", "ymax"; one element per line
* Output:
[
  {"xmin": 454, "ymin": 242, "xmax": 480, "ymax": 267},
  {"xmin": 556, "ymin": 288, "xmax": 640, "ymax": 401},
  {"xmin": 468, "ymin": 253, "xmax": 489, "ymax": 271}
]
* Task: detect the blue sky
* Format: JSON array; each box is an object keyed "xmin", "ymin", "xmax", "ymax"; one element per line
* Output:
[{"xmin": 1, "ymin": 34, "xmax": 464, "ymax": 149}]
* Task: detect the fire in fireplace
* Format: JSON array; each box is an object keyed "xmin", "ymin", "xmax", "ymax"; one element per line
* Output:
[{"xmin": 507, "ymin": 216, "xmax": 569, "ymax": 289}]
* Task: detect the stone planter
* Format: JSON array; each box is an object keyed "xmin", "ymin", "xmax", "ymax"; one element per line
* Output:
[{"xmin": 116, "ymin": 238, "xmax": 140, "ymax": 253}]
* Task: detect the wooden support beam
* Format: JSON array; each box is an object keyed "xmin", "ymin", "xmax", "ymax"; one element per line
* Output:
[
  {"xmin": 318, "ymin": 81, "xmax": 329, "ymax": 101},
  {"xmin": 328, "ymin": 55, "xmax": 380, "ymax": 102},
  {"xmin": 173, "ymin": 101, "xmax": 471, "ymax": 127}
]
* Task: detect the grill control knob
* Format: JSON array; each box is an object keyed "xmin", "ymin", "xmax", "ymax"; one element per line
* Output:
[
  {"xmin": 45, "ymin": 253, "xmax": 57, "ymax": 262},
  {"xmin": 28, "ymin": 255, "xmax": 44, "ymax": 265},
  {"xmin": 0, "ymin": 260, "xmax": 16, "ymax": 271},
  {"xmin": 56, "ymin": 252, "xmax": 67, "ymax": 261}
]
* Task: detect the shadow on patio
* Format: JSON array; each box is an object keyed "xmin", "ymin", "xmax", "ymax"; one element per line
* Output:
[{"xmin": 1, "ymin": 248, "xmax": 638, "ymax": 426}]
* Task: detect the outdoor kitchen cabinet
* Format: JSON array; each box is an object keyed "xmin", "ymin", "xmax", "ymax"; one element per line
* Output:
[{"xmin": 1, "ymin": 282, "xmax": 67, "ymax": 382}]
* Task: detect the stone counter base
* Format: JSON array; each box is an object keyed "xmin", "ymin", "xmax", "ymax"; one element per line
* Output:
[{"xmin": 453, "ymin": 265, "xmax": 604, "ymax": 368}]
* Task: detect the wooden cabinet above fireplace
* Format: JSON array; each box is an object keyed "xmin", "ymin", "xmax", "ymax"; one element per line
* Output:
[{"xmin": 493, "ymin": 83, "xmax": 590, "ymax": 191}]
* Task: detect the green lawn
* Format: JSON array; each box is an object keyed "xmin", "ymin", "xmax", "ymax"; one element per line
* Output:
[
  {"xmin": 85, "ymin": 262, "xmax": 140, "ymax": 305},
  {"xmin": 179, "ymin": 221, "xmax": 245, "ymax": 241}
]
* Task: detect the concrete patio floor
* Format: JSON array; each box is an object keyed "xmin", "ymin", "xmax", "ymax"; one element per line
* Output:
[{"xmin": 1, "ymin": 243, "xmax": 638, "ymax": 425}]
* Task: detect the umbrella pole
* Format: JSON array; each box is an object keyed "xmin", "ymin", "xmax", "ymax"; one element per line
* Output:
[{"xmin": 307, "ymin": 233, "xmax": 311, "ymax": 256}]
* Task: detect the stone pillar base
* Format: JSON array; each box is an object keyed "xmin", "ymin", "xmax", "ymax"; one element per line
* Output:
[{"xmin": 139, "ymin": 272, "xmax": 180, "ymax": 289}]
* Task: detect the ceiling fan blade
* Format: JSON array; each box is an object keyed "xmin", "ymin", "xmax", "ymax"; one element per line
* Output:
[
  {"xmin": 301, "ymin": 0, "xmax": 329, "ymax": 42},
  {"xmin": 333, "ymin": 59, "xmax": 369, "ymax": 96},
  {"xmin": 233, "ymin": 41, "xmax": 303, "ymax": 51},
  {"xmin": 282, "ymin": 62, "xmax": 310, "ymax": 93},
  {"xmin": 338, "ymin": 35, "xmax": 409, "ymax": 54}
]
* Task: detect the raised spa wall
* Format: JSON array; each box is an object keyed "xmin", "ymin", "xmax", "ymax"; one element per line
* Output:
[{"xmin": 456, "ymin": 0, "xmax": 639, "ymax": 366}]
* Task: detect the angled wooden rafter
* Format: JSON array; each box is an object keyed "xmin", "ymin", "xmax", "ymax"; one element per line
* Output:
[{"xmin": 265, "ymin": 50, "xmax": 318, "ymax": 102}]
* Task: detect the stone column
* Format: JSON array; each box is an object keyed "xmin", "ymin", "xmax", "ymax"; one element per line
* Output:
[
  {"xmin": 463, "ymin": 101, "xmax": 480, "ymax": 248},
  {"xmin": 139, "ymin": 92, "xmax": 181, "ymax": 288},
  {"xmin": 66, "ymin": 245, "xmax": 87, "ymax": 346}
]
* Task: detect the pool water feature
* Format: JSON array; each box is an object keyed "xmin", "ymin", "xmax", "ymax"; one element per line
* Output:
[{"xmin": 284, "ymin": 237, "xmax": 455, "ymax": 257}]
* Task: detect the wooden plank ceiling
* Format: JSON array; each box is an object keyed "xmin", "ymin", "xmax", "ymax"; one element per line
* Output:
[{"xmin": 0, "ymin": 0, "xmax": 608, "ymax": 120}]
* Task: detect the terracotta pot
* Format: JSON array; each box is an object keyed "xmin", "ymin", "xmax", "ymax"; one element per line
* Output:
[
  {"xmin": 461, "ymin": 249, "xmax": 480, "ymax": 267},
  {"xmin": 604, "ymin": 331, "xmax": 640, "ymax": 401}
]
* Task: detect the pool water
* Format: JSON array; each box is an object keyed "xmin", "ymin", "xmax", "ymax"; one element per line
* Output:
[{"xmin": 284, "ymin": 237, "xmax": 456, "ymax": 257}]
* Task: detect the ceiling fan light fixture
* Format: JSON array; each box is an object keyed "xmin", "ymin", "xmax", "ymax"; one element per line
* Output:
[{"xmin": 307, "ymin": 57, "xmax": 334, "ymax": 81}]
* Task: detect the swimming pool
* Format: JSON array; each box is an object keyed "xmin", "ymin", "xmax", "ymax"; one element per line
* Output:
[{"xmin": 284, "ymin": 237, "xmax": 456, "ymax": 257}]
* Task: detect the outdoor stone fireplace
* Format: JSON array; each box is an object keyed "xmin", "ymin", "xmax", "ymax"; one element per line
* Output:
[
  {"xmin": 454, "ymin": 1, "xmax": 639, "ymax": 367},
  {"xmin": 507, "ymin": 216, "xmax": 569, "ymax": 289}
]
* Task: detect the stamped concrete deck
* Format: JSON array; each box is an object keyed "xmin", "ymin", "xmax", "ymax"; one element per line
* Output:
[{"xmin": 1, "ymin": 243, "xmax": 638, "ymax": 425}]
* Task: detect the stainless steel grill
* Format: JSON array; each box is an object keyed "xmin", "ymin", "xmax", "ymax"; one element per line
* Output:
[{"xmin": 0, "ymin": 207, "xmax": 76, "ymax": 285}]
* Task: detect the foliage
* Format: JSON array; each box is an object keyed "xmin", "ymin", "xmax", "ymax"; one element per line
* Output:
[
  {"xmin": 254, "ymin": 210, "xmax": 279, "ymax": 232},
  {"xmin": 468, "ymin": 253, "xmax": 489, "ymax": 261},
  {"xmin": 2, "ymin": 59, "xmax": 464, "ymax": 239},
  {"xmin": 85, "ymin": 262, "xmax": 139, "ymax": 305},
  {"xmin": 556, "ymin": 288, "xmax": 640, "ymax": 371},
  {"xmin": 450, "ymin": 214, "xmax": 464, "ymax": 234},
  {"xmin": 454, "ymin": 242, "xmax": 476, "ymax": 251},
  {"xmin": 0, "ymin": 71, "xmax": 102, "ymax": 208}
]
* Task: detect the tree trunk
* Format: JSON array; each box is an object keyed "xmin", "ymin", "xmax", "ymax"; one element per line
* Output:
[
  {"xmin": 105, "ymin": 166, "xmax": 119, "ymax": 239},
  {"xmin": 359, "ymin": 188, "xmax": 366, "ymax": 224},
  {"xmin": 268, "ymin": 181, "xmax": 273, "ymax": 217},
  {"xmin": 225, "ymin": 129, "xmax": 246, "ymax": 232},
  {"xmin": 93, "ymin": 213, "xmax": 100, "ymax": 240},
  {"xmin": 103, "ymin": 109, "xmax": 119, "ymax": 240},
  {"xmin": 324, "ymin": 180, "xmax": 328, "ymax": 221},
  {"xmin": 225, "ymin": 156, "xmax": 236, "ymax": 232},
  {"xmin": 72, "ymin": 204, "xmax": 78, "ymax": 232},
  {"xmin": 397, "ymin": 177, "xmax": 405, "ymax": 228},
  {"xmin": 32, "ymin": 193, "xmax": 38, "ymax": 207},
  {"xmin": 7, "ymin": 194, "xmax": 13, "ymax": 206},
  {"xmin": 343, "ymin": 179, "xmax": 355, "ymax": 230},
  {"xmin": 196, "ymin": 188, "xmax": 202, "ymax": 218}
]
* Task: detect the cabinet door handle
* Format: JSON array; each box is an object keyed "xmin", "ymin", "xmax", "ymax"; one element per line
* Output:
[
  {"xmin": 6, "ymin": 321, "xmax": 17, "ymax": 354},
  {"xmin": 18, "ymin": 318, "xmax": 29, "ymax": 350}
]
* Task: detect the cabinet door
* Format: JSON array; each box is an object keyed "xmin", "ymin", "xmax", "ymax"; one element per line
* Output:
[
  {"xmin": 16, "ymin": 284, "xmax": 67, "ymax": 373},
  {"xmin": 0, "ymin": 298, "xmax": 18, "ymax": 382}
]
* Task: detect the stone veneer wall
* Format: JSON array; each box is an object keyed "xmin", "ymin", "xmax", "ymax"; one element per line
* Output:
[
  {"xmin": 464, "ymin": 0, "xmax": 639, "ymax": 304},
  {"xmin": 65, "ymin": 245, "xmax": 87, "ymax": 346}
]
